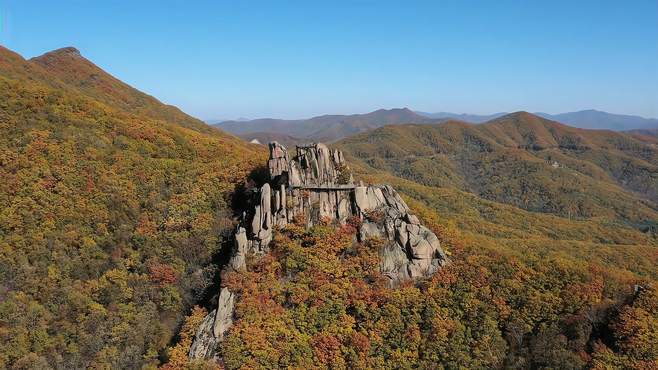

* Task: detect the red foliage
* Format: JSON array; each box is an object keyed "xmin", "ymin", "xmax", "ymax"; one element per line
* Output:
[
  {"xmin": 85, "ymin": 174, "xmax": 95, "ymax": 192},
  {"xmin": 148, "ymin": 263, "xmax": 178, "ymax": 286},
  {"xmin": 312, "ymin": 333, "xmax": 342, "ymax": 365},
  {"xmin": 346, "ymin": 215, "xmax": 362, "ymax": 229},
  {"xmin": 349, "ymin": 331, "xmax": 371, "ymax": 353}
]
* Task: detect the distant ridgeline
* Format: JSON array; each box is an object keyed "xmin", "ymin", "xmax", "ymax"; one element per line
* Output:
[{"xmin": 190, "ymin": 142, "xmax": 449, "ymax": 360}]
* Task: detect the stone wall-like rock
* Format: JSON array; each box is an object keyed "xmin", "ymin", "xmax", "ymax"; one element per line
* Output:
[{"xmin": 189, "ymin": 141, "xmax": 449, "ymax": 360}]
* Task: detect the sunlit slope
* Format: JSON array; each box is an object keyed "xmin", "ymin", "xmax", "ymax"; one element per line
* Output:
[
  {"xmin": 337, "ymin": 113, "xmax": 658, "ymax": 226},
  {"xmin": 0, "ymin": 45, "xmax": 266, "ymax": 368}
]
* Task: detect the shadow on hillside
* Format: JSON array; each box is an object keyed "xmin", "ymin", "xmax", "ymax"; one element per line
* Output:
[{"xmin": 197, "ymin": 164, "xmax": 270, "ymax": 310}]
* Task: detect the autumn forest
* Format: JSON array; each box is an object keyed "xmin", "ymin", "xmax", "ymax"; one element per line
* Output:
[{"xmin": 1, "ymin": 18, "xmax": 657, "ymax": 370}]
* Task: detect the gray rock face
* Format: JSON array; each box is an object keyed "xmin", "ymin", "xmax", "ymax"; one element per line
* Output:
[
  {"xmin": 268, "ymin": 142, "xmax": 290, "ymax": 180},
  {"xmin": 356, "ymin": 185, "xmax": 449, "ymax": 281},
  {"xmin": 190, "ymin": 141, "xmax": 449, "ymax": 359},
  {"xmin": 249, "ymin": 183, "xmax": 273, "ymax": 252},
  {"xmin": 229, "ymin": 227, "xmax": 247, "ymax": 270},
  {"xmin": 212, "ymin": 287, "xmax": 235, "ymax": 339},
  {"xmin": 188, "ymin": 309, "xmax": 220, "ymax": 360}
]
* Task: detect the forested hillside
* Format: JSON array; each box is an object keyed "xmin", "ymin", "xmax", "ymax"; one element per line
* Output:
[
  {"xmin": 29, "ymin": 47, "xmax": 213, "ymax": 134},
  {"xmin": 0, "ymin": 46, "xmax": 265, "ymax": 368},
  {"xmin": 2, "ymin": 43, "xmax": 657, "ymax": 369},
  {"xmin": 167, "ymin": 130, "xmax": 658, "ymax": 368},
  {"xmin": 337, "ymin": 112, "xmax": 658, "ymax": 227},
  {"xmin": 177, "ymin": 186, "xmax": 658, "ymax": 368},
  {"xmin": 211, "ymin": 217, "xmax": 658, "ymax": 369}
]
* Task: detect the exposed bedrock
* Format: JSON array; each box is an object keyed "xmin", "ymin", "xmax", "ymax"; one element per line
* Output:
[{"xmin": 189, "ymin": 141, "xmax": 448, "ymax": 359}]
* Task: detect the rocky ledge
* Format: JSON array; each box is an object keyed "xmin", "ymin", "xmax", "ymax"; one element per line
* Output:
[{"xmin": 189, "ymin": 142, "xmax": 449, "ymax": 360}]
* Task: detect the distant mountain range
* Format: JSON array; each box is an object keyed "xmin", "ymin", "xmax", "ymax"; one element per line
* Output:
[
  {"xmin": 237, "ymin": 132, "xmax": 302, "ymax": 148},
  {"xmin": 414, "ymin": 111, "xmax": 507, "ymax": 123},
  {"xmin": 215, "ymin": 108, "xmax": 438, "ymax": 143},
  {"xmin": 416, "ymin": 109, "xmax": 658, "ymax": 131},
  {"xmin": 534, "ymin": 110, "xmax": 658, "ymax": 131},
  {"xmin": 214, "ymin": 108, "xmax": 658, "ymax": 144}
]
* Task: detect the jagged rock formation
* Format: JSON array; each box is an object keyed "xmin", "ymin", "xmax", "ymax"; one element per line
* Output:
[
  {"xmin": 355, "ymin": 185, "xmax": 448, "ymax": 279},
  {"xmin": 189, "ymin": 142, "xmax": 449, "ymax": 360}
]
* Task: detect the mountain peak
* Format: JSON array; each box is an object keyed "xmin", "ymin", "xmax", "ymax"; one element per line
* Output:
[
  {"xmin": 35, "ymin": 46, "xmax": 83, "ymax": 60},
  {"xmin": 370, "ymin": 107, "xmax": 414, "ymax": 114},
  {"xmin": 393, "ymin": 107, "xmax": 416, "ymax": 114},
  {"xmin": 53, "ymin": 46, "xmax": 81, "ymax": 56},
  {"xmin": 496, "ymin": 111, "xmax": 543, "ymax": 122}
]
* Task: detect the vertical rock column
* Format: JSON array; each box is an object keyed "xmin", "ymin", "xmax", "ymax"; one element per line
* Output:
[
  {"xmin": 188, "ymin": 224, "xmax": 248, "ymax": 360},
  {"xmin": 268, "ymin": 142, "xmax": 289, "ymax": 179},
  {"xmin": 250, "ymin": 183, "xmax": 272, "ymax": 252}
]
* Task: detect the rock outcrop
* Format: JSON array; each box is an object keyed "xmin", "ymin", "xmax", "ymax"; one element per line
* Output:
[
  {"xmin": 189, "ymin": 141, "xmax": 449, "ymax": 360},
  {"xmin": 188, "ymin": 309, "xmax": 219, "ymax": 360},
  {"xmin": 355, "ymin": 185, "xmax": 448, "ymax": 280}
]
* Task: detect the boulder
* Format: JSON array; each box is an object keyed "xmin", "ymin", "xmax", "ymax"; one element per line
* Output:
[{"xmin": 352, "ymin": 184, "xmax": 449, "ymax": 283}]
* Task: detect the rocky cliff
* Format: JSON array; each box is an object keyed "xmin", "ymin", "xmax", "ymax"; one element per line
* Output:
[{"xmin": 189, "ymin": 142, "xmax": 449, "ymax": 360}]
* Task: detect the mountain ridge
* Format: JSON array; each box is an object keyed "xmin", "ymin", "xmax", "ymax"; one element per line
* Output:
[
  {"xmin": 215, "ymin": 107, "xmax": 440, "ymax": 143},
  {"xmin": 28, "ymin": 46, "xmax": 215, "ymax": 133},
  {"xmin": 418, "ymin": 109, "xmax": 658, "ymax": 131},
  {"xmin": 336, "ymin": 111, "xmax": 658, "ymax": 225},
  {"xmin": 216, "ymin": 107, "xmax": 658, "ymax": 145},
  {"xmin": 0, "ymin": 45, "xmax": 265, "ymax": 368}
]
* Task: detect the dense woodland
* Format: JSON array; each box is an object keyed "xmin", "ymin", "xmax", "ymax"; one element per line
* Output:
[
  {"xmin": 176, "ymin": 218, "xmax": 657, "ymax": 369},
  {"xmin": 336, "ymin": 115, "xmax": 658, "ymax": 227},
  {"xmin": 0, "ymin": 46, "xmax": 264, "ymax": 368},
  {"xmin": 1, "ymin": 45, "xmax": 657, "ymax": 369}
]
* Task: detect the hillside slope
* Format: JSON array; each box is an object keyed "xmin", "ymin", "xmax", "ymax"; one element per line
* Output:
[
  {"xmin": 318, "ymin": 117, "xmax": 658, "ymax": 368},
  {"xmin": 215, "ymin": 108, "xmax": 440, "ymax": 142},
  {"xmin": 337, "ymin": 112, "xmax": 658, "ymax": 226},
  {"xmin": 628, "ymin": 128, "xmax": 658, "ymax": 143},
  {"xmin": 0, "ymin": 46, "xmax": 266, "ymax": 368},
  {"xmin": 172, "ymin": 143, "xmax": 658, "ymax": 369},
  {"xmin": 29, "ymin": 47, "xmax": 214, "ymax": 134}
]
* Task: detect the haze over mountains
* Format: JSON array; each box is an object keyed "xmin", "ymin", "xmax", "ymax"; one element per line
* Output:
[
  {"xmin": 215, "ymin": 108, "xmax": 437, "ymax": 143},
  {"xmin": 418, "ymin": 109, "xmax": 658, "ymax": 130},
  {"xmin": 215, "ymin": 108, "xmax": 658, "ymax": 144}
]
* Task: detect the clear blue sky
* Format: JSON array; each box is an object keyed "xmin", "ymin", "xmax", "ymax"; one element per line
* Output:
[{"xmin": 1, "ymin": 0, "xmax": 656, "ymax": 120}]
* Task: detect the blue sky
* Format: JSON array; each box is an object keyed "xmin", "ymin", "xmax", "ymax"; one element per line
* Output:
[{"xmin": 1, "ymin": 0, "xmax": 656, "ymax": 120}]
